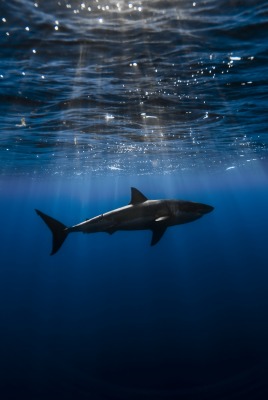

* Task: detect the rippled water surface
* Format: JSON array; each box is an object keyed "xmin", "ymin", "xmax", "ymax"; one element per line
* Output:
[{"xmin": 1, "ymin": 0, "xmax": 268, "ymax": 175}]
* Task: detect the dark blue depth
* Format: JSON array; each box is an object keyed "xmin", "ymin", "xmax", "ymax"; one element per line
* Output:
[{"xmin": 0, "ymin": 169, "xmax": 268, "ymax": 399}]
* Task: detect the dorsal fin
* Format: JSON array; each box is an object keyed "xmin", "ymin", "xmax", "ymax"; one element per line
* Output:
[{"xmin": 129, "ymin": 187, "xmax": 148, "ymax": 205}]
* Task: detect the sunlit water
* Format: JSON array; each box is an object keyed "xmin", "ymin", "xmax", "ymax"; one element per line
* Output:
[
  {"xmin": 1, "ymin": 1, "xmax": 268, "ymax": 399},
  {"xmin": 1, "ymin": 0, "xmax": 268, "ymax": 175}
]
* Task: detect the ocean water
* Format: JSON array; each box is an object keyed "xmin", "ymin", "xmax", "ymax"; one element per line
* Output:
[{"xmin": 1, "ymin": 1, "xmax": 268, "ymax": 399}]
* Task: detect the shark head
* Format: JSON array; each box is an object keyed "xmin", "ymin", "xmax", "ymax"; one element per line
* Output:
[
  {"xmin": 167, "ymin": 200, "xmax": 214, "ymax": 224},
  {"xmin": 190, "ymin": 202, "xmax": 214, "ymax": 215}
]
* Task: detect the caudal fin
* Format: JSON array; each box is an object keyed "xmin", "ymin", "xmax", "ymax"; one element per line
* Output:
[{"xmin": 35, "ymin": 209, "xmax": 68, "ymax": 255}]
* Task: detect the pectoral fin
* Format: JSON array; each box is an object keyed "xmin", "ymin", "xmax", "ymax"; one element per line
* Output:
[{"xmin": 151, "ymin": 226, "xmax": 167, "ymax": 246}]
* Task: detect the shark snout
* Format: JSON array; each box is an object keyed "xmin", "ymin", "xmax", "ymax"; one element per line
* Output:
[{"xmin": 198, "ymin": 203, "xmax": 214, "ymax": 214}]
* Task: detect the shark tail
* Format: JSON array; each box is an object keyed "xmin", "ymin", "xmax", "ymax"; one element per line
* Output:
[{"xmin": 35, "ymin": 209, "xmax": 68, "ymax": 255}]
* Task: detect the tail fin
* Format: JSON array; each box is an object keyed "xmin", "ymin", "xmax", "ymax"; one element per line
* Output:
[{"xmin": 35, "ymin": 209, "xmax": 68, "ymax": 255}]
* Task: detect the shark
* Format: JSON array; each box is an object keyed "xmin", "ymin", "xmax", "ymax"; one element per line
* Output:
[{"xmin": 35, "ymin": 187, "xmax": 214, "ymax": 255}]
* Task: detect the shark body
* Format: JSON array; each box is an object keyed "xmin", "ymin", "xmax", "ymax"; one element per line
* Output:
[{"xmin": 36, "ymin": 187, "xmax": 214, "ymax": 255}]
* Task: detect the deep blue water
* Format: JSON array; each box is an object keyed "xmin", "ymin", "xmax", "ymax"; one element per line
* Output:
[
  {"xmin": 1, "ymin": 169, "xmax": 268, "ymax": 399},
  {"xmin": 1, "ymin": 1, "xmax": 268, "ymax": 399}
]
